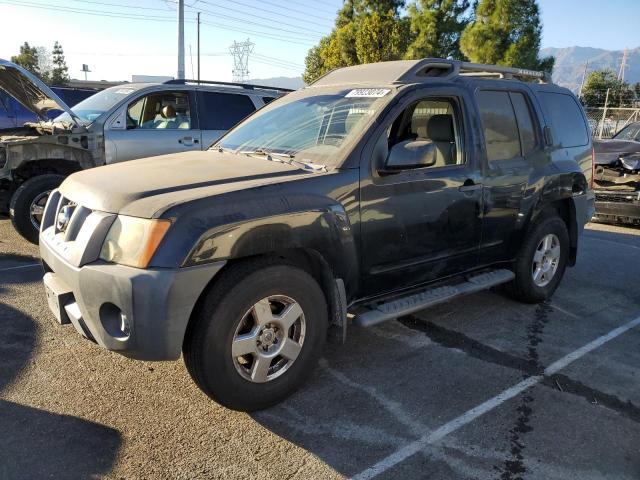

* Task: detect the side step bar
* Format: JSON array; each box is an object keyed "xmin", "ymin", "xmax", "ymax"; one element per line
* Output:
[{"xmin": 353, "ymin": 269, "xmax": 515, "ymax": 328}]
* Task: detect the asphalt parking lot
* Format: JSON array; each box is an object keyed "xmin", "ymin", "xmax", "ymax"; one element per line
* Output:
[{"xmin": 1, "ymin": 217, "xmax": 639, "ymax": 480}]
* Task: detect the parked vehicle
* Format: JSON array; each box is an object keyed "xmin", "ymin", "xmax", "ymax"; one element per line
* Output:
[
  {"xmin": 593, "ymin": 122, "xmax": 640, "ymax": 224},
  {"xmin": 0, "ymin": 59, "xmax": 289, "ymax": 243},
  {"xmin": 40, "ymin": 58, "xmax": 595, "ymax": 411},
  {"xmin": 0, "ymin": 86, "xmax": 97, "ymax": 129}
]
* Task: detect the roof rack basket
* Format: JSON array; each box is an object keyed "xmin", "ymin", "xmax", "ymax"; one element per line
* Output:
[{"xmin": 164, "ymin": 79, "xmax": 293, "ymax": 93}]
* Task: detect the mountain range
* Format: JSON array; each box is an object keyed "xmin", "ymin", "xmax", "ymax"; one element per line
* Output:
[{"xmin": 541, "ymin": 46, "xmax": 640, "ymax": 92}]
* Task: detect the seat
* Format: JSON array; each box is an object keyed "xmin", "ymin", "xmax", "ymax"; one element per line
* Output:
[
  {"xmin": 426, "ymin": 114, "xmax": 456, "ymax": 166},
  {"xmin": 155, "ymin": 105, "xmax": 177, "ymax": 129}
]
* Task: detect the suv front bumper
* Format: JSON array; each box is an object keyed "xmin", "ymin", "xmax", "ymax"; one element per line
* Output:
[{"xmin": 40, "ymin": 237, "xmax": 225, "ymax": 361}]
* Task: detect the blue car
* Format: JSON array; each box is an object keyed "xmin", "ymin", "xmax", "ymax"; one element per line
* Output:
[{"xmin": 0, "ymin": 86, "xmax": 97, "ymax": 129}]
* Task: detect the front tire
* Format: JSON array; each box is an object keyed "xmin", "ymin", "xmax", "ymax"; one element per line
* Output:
[
  {"xmin": 506, "ymin": 214, "xmax": 569, "ymax": 303},
  {"xmin": 10, "ymin": 174, "xmax": 65, "ymax": 244},
  {"xmin": 183, "ymin": 261, "xmax": 328, "ymax": 411}
]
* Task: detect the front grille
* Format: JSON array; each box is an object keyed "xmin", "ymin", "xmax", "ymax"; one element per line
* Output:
[
  {"xmin": 42, "ymin": 191, "xmax": 92, "ymax": 241},
  {"xmin": 596, "ymin": 191, "xmax": 640, "ymax": 204}
]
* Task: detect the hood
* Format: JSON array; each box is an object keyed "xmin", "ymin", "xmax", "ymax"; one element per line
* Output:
[
  {"xmin": 593, "ymin": 138, "xmax": 640, "ymax": 165},
  {"xmin": 0, "ymin": 58, "xmax": 81, "ymax": 125},
  {"xmin": 59, "ymin": 150, "xmax": 323, "ymax": 218}
]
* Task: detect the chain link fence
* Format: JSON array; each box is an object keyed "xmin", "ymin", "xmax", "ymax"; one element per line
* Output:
[{"xmin": 584, "ymin": 107, "xmax": 640, "ymax": 139}]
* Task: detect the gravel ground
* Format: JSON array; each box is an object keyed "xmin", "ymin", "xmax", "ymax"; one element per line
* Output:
[{"xmin": 1, "ymin": 217, "xmax": 639, "ymax": 480}]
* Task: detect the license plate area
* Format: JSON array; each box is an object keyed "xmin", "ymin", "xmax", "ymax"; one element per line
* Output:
[{"xmin": 43, "ymin": 272, "xmax": 74, "ymax": 325}]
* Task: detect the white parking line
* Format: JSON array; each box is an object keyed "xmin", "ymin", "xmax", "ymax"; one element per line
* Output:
[
  {"xmin": 0, "ymin": 263, "xmax": 40, "ymax": 273},
  {"xmin": 351, "ymin": 315, "xmax": 640, "ymax": 480}
]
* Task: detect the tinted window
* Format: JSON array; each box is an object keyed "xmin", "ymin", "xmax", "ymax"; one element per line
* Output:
[
  {"xmin": 198, "ymin": 92, "xmax": 255, "ymax": 130},
  {"xmin": 510, "ymin": 92, "xmax": 537, "ymax": 155},
  {"xmin": 539, "ymin": 92, "xmax": 589, "ymax": 147},
  {"xmin": 477, "ymin": 91, "xmax": 520, "ymax": 162}
]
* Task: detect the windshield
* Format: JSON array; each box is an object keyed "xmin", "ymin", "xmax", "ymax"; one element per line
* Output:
[
  {"xmin": 54, "ymin": 86, "xmax": 137, "ymax": 124},
  {"xmin": 217, "ymin": 87, "xmax": 393, "ymax": 167},
  {"xmin": 613, "ymin": 124, "xmax": 640, "ymax": 141}
]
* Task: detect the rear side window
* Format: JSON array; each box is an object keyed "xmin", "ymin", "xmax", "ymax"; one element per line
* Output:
[
  {"xmin": 198, "ymin": 91, "xmax": 256, "ymax": 130},
  {"xmin": 477, "ymin": 91, "xmax": 521, "ymax": 162},
  {"xmin": 538, "ymin": 92, "xmax": 589, "ymax": 147},
  {"xmin": 510, "ymin": 92, "xmax": 537, "ymax": 156}
]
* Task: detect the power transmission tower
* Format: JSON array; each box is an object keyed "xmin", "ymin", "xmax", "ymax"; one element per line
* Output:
[{"xmin": 229, "ymin": 39, "xmax": 254, "ymax": 82}]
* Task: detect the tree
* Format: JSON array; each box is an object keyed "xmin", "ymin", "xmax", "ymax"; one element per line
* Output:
[
  {"xmin": 302, "ymin": 0, "xmax": 407, "ymax": 83},
  {"xmin": 11, "ymin": 42, "xmax": 41, "ymax": 77},
  {"xmin": 460, "ymin": 0, "xmax": 554, "ymax": 72},
  {"xmin": 50, "ymin": 41, "xmax": 70, "ymax": 85},
  {"xmin": 580, "ymin": 69, "xmax": 635, "ymax": 108},
  {"xmin": 405, "ymin": 0, "xmax": 470, "ymax": 60}
]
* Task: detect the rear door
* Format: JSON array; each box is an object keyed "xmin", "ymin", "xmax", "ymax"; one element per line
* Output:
[
  {"xmin": 196, "ymin": 90, "xmax": 259, "ymax": 147},
  {"xmin": 105, "ymin": 89, "xmax": 200, "ymax": 163},
  {"xmin": 475, "ymin": 87, "xmax": 544, "ymax": 265}
]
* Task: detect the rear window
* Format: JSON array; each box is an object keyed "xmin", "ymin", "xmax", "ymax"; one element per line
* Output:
[
  {"xmin": 477, "ymin": 90, "xmax": 521, "ymax": 162},
  {"xmin": 197, "ymin": 91, "xmax": 256, "ymax": 130},
  {"xmin": 539, "ymin": 92, "xmax": 589, "ymax": 147}
]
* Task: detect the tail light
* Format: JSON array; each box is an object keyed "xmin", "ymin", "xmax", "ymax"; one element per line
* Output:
[{"xmin": 590, "ymin": 146, "xmax": 595, "ymax": 190}]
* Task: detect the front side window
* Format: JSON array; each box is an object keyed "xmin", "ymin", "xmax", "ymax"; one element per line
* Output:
[
  {"xmin": 126, "ymin": 91, "xmax": 191, "ymax": 130},
  {"xmin": 217, "ymin": 88, "xmax": 393, "ymax": 167},
  {"xmin": 384, "ymin": 98, "xmax": 464, "ymax": 168},
  {"xmin": 477, "ymin": 90, "xmax": 521, "ymax": 163}
]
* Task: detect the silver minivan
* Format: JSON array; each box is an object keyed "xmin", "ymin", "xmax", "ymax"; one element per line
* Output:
[{"xmin": 0, "ymin": 59, "xmax": 289, "ymax": 243}]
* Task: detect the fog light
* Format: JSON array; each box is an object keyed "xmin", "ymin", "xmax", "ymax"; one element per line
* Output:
[{"xmin": 99, "ymin": 303, "xmax": 131, "ymax": 340}]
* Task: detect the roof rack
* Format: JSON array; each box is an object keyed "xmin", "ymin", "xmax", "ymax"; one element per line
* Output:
[
  {"xmin": 310, "ymin": 58, "xmax": 552, "ymax": 87},
  {"xmin": 164, "ymin": 78, "xmax": 293, "ymax": 93},
  {"xmin": 398, "ymin": 59, "xmax": 552, "ymax": 84}
]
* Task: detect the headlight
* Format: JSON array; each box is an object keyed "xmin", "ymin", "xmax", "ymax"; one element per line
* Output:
[{"xmin": 100, "ymin": 215, "xmax": 171, "ymax": 268}]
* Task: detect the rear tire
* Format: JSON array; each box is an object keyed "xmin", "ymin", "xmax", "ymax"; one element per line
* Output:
[
  {"xmin": 506, "ymin": 214, "xmax": 569, "ymax": 303},
  {"xmin": 183, "ymin": 261, "xmax": 328, "ymax": 411},
  {"xmin": 10, "ymin": 174, "xmax": 65, "ymax": 244}
]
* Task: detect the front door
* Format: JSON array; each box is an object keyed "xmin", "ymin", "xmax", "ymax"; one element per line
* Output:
[
  {"xmin": 105, "ymin": 90, "xmax": 201, "ymax": 164},
  {"xmin": 359, "ymin": 88, "xmax": 483, "ymax": 297}
]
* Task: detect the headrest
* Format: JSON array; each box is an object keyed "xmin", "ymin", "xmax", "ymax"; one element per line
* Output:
[
  {"xmin": 427, "ymin": 114, "xmax": 454, "ymax": 143},
  {"xmin": 161, "ymin": 105, "xmax": 176, "ymax": 119}
]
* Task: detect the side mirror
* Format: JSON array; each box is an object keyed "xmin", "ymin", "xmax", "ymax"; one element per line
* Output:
[{"xmin": 384, "ymin": 140, "xmax": 436, "ymax": 171}]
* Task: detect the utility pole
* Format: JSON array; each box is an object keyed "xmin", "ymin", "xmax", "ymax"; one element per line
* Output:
[
  {"xmin": 578, "ymin": 61, "xmax": 589, "ymax": 99},
  {"xmin": 177, "ymin": 0, "xmax": 185, "ymax": 79},
  {"xmin": 598, "ymin": 88, "xmax": 610, "ymax": 139},
  {"xmin": 618, "ymin": 48, "xmax": 628, "ymax": 82},
  {"xmin": 197, "ymin": 12, "xmax": 201, "ymax": 82}
]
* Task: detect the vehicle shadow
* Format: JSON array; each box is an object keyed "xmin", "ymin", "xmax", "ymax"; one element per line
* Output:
[{"xmin": 0, "ymin": 301, "xmax": 122, "ymax": 479}]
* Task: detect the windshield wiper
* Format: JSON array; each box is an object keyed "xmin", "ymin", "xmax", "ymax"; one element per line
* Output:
[{"xmin": 239, "ymin": 148, "xmax": 327, "ymax": 172}]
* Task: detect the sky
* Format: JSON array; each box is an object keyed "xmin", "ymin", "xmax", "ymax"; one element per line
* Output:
[{"xmin": 0, "ymin": 0, "xmax": 637, "ymax": 83}]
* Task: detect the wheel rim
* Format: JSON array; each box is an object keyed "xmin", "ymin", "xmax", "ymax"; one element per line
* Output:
[
  {"xmin": 532, "ymin": 233, "xmax": 561, "ymax": 287},
  {"xmin": 231, "ymin": 295, "xmax": 306, "ymax": 383},
  {"xmin": 29, "ymin": 190, "xmax": 51, "ymax": 230}
]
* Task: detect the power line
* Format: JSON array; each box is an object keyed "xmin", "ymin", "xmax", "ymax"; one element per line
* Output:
[
  {"xmin": 197, "ymin": 0, "xmax": 334, "ymax": 29},
  {"xmin": 253, "ymin": 53, "xmax": 304, "ymax": 69},
  {"xmin": 227, "ymin": 0, "xmax": 338, "ymax": 23},
  {"xmin": 251, "ymin": 57, "xmax": 302, "ymax": 73},
  {"xmin": 199, "ymin": 20, "xmax": 314, "ymax": 46}
]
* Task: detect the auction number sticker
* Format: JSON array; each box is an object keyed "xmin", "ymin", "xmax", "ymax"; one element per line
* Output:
[{"xmin": 345, "ymin": 88, "xmax": 390, "ymax": 98}]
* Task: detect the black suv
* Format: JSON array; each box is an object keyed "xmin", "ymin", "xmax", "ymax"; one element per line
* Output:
[{"xmin": 39, "ymin": 59, "xmax": 595, "ymax": 411}]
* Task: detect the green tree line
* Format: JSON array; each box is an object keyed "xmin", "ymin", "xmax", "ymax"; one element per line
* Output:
[
  {"xmin": 303, "ymin": 0, "xmax": 554, "ymax": 84},
  {"xmin": 10, "ymin": 41, "xmax": 70, "ymax": 86},
  {"xmin": 580, "ymin": 69, "xmax": 640, "ymax": 108}
]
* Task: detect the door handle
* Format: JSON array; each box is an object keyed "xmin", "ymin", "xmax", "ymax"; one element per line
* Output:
[
  {"xmin": 458, "ymin": 181, "xmax": 482, "ymax": 193},
  {"xmin": 179, "ymin": 136, "xmax": 194, "ymax": 146}
]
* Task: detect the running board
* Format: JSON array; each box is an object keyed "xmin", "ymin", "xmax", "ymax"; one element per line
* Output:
[{"xmin": 353, "ymin": 269, "xmax": 515, "ymax": 328}]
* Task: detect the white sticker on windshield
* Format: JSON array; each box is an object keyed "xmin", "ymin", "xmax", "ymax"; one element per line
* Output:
[
  {"xmin": 345, "ymin": 88, "xmax": 390, "ymax": 98},
  {"xmin": 115, "ymin": 89, "xmax": 135, "ymax": 95}
]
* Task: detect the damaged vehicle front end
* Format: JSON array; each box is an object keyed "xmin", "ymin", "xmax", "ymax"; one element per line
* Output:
[{"xmin": 593, "ymin": 122, "xmax": 640, "ymax": 225}]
